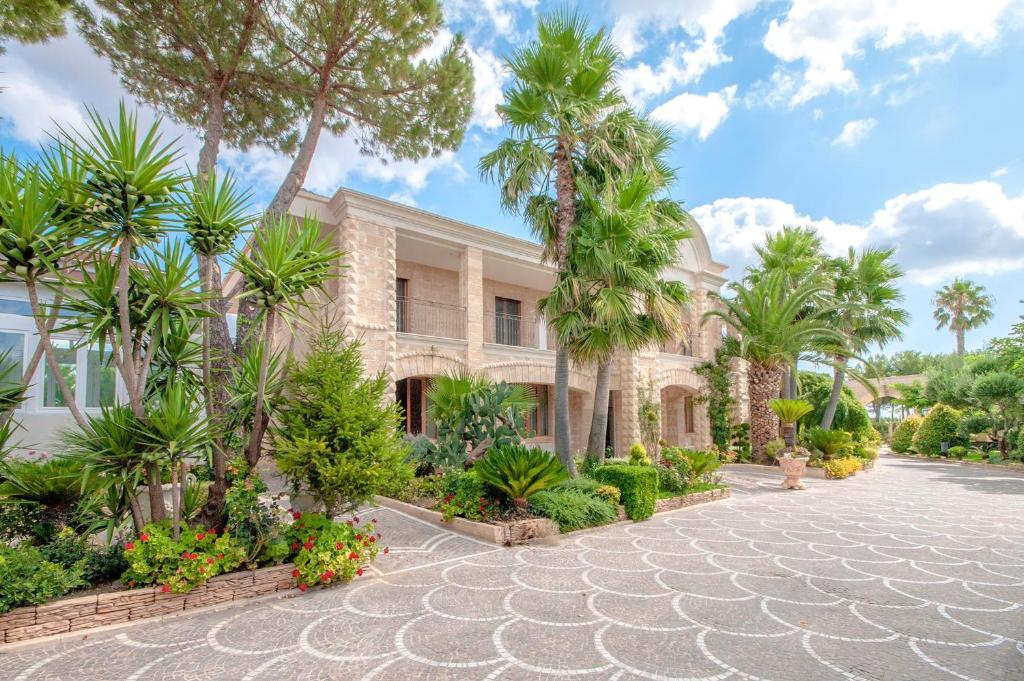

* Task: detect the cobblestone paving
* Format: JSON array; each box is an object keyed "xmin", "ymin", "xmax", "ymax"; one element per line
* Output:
[{"xmin": 3, "ymin": 455, "xmax": 1023, "ymax": 680}]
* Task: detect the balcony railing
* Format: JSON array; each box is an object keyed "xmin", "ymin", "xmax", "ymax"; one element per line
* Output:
[
  {"xmin": 396, "ymin": 297, "xmax": 466, "ymax": 340},
  {"xmin": 484, "ymin": 312, "xmax": 554, "ymax": 349},
  {"xmin": 660, "ymin": 337, "xmax": 695, "ymax": 356}
]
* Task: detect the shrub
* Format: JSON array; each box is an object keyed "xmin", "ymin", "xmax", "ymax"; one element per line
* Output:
[
  {"xmin": 678, "ymin": 449, "xmax": 722, "ymax": 484},
  {"xmin": 224, "ymin": 459, "xmax": 285, "ymax": 568},
  {"xmin": 121, "ymin": 522, "xmax": 247, "ymax": 593},
  {"xmin": 764, "ymin": 438, "xmax": 786, "ymax": 461},
  {"xmin": 823, "ymin": 457, "xmax": 862, "ymax": 479},
  {"xmin": 439, "ymin": 471, "xmax": 495, "ymax": 522},
  {"xmin": 806, "ymin": 428, "xmax": 853, "ymax": 459},
  {"xmin": 395, "ymin": 475, "xmax": 445, "ymax": 504},
  {"xmin": 913, "ymin": 404, "xmax": 963, "ymax": 456},
  {"xmin": 40, "ymin": 527, "xmax": 128, "ymax": 585},
  {"xmin": 628, "ymin": 443, "xmax": 651, "ymax": 466},
  {"xmin": 853, "ymin": 443, "xmax": 879, "ymax": 461},
  {"xmin": 594, "ymin": 485, "xmax": 621, "ymax": 504},
  {"xmin": 0, "ymin": 502, "xmax": 45, "ymax": 543},
  {"xmin": 655, "ymin": 464, "xmax": 687, "ymax": 494},
  {"xmin": 797, "ymin": 371, "xmax": 871, "ymax": 434},
  {"xmin": 947, "ymin": 445, "xmax": 968, "ymax": 459},
  {"xmin": 0, "ymin": 458, "xmax": 99, "ymax": 538},
  {"xmin": 891, "ymin": 415, "xmax": 923, "ymax": 453},
  {"xmin": 661, "ymin": 448, "xmax": 693, "ymax": 482},
  {"xmin": 472, "ymin": 445, "xmax": 568, "ymax": 509},
  {"xmin": 0, "ymin": 545, "xmax": 84, "ymax": 613},
  {"xmin": 285, "ymin": 512, "xmax": 381, "ymax": 590},
  {"xmin": 528, "ymin": 490, "xmax": 618, "ymax": 532},
  {"xmin": 593, "ymin": 464, "xmax": 657, "ymax": 521}
]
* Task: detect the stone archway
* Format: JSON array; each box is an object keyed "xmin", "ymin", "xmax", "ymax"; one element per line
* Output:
[{"xmin": 393, "ymin": 350, "xmax": 466, "ymax": 383}]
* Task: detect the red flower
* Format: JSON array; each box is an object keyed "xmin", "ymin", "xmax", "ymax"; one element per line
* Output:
[
  {"xmin": 376, "ymin": 532, "xmax": 382, "ymax": 539},
  {"xmin": 290, "ymin": 542, "xmax": 299, "ymax": 551},
  {"xmin": 383, "ymin": 547, "xmax": 390, "ymax": 555},
  {"xmin": 161, "ymin": 584, "xmax": 171, "ymax": 593},
  {"xmin": 128, "ymin": 580, "xmax": 136, "ymax": 588},
  {"xmin": 207, "ymin": 528, "xmax": 217, "ymax": 536},
  {"xmin": 291, "ymin": 569, "xmax": 300, "ymax": 578},
  {"xmin": 125, "ymin": 542, "xmax": 135, "ymax": 551},
  {"xmin": 199, "ymin": 567, "xmax": 206, "ymax": 574},
  {"xmin": 371, "ymin": 518, "xmax": 377, "ymax": 524},
  {"xmin": 321, "ymin": 574, "xmax": 330, "ymax": 583},
  {"xmin": 188, "ymin": 553, "xmax": 198, "ymax": 561},
  {"xmin": 217, "ymin": 553, "xmax": 224, "ymax": 560},
  {"xmin": 356, "ymin": 568, "xmax": 364, "ymax": 577},
  {"xmin": 369, "ymin": 536, "xmax": 376, "ymax": 543},
  {"xmin": 298, "ymin": 583, "xmax": 308, "ymax": 592},
  {"xmin": 292, "ymin": 511, "xmax": 302, "ymax": 520},
  {"xmin": 206, "ymin": 558, "xmax": 215, "ymax": 565},
  {"xmin": 303, "ymin": 540, "xmax": 315, "ymax": 550},
  {"xmin": 325, "ymin": 570, "xmax": 334, "ymax": 578},
  {"xmin": 335, "ymin": 542, "xmax": 343, "ymax": 550},
  {"xmin": 362, "ymin": 541, "xmax": 369, "ymax": 548},
  {"xmin": 353, "ymin": 516, "xmax": 359, "ymax": 523},
  {"xmin": 355, "ymin": 533, "xmax": 363, "ymax": 541},
  {"xmin": 348, "ymin": 552, "xmax": 358, "ymax": 560},
  {"xmin": 196, "ymin": 532, "xmax": 205, "ymax": 541},
  {"xmin": 139, "ymin": 534, "xmax": 149, "ymax": 543}
]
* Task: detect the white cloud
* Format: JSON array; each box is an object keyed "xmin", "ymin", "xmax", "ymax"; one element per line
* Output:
[
  {"xmin": 467, "ymin": 45, "xmax": 507, "ymax": 129},
  {"xmin": 832, "ymin": 118, "xmax": 878, "ymax": 148},
  {"xmin": 388, "ymin": 191, "xmax": 417, "ymax": 207},
  {"xmin": 908, "ymin": 45, "xmax": 958, "ymax": 73},
  {"xmin": 610, "ymin": 0, "xmax": 763, "ymax": 105},
  {"xmin": 991, "ymin": 166, "xmax": 1009, "ymax": 178},
  {"xmin": 650, "ymin": 85, "xmax": 737, "ymax": 139},
  {"xmin": 763, "ymin": 0, "xmax": 1018, "ymax": 105},
  {"xmin": 0, "ymin": 65, "xmax": 86, "ymax": 142},
  {"xmin": 693, "ymin": 181, "xmax": 1024, "ymax": 286}
]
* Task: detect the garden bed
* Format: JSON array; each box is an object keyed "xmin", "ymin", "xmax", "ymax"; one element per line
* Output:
[
  {"xmin": 654, "ymin": 487, "xmax": 730, "ymax": 513},
  {"xmin": 0, "ymin": 563, "xmax": 297, "ymax": 645},
  {"xmin": 375, "ymin": 495, "xmax": 558, "ymax": 545},
  {"xmin": 886, "ymin": 451, "xmax": 1024, "ymax": 474}
]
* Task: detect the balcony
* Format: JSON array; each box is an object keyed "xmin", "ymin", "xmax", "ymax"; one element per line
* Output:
[
  {"xmin": 396, "ymin": 297, "xmax": 466, "ymax": 340},
  {"xmin": 660, "ymin": 337, "xmax": 694, "ymax": 356},
  {"xmin": 484, "ymin": 312, "xmax": 554, "ymax": 350}
]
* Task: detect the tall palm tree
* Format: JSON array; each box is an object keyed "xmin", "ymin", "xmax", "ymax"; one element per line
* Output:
[
  {"xmin": 703, "ymin": 271, "xmax": 845, "ymax": 463},
  {"xmin": 541, "ymin": 170, "xmax": 690, "ymax": 465},
  {"xmin": 479, "ymin": 11, "xmax": 652, "ymax": 473},
  {"xmin": 933, "ymin": 278, "xmax": 993, "ymax": 358},
  {"xmin": 820, "ymin": 247, "xmax": 908, "ymax": 429}
]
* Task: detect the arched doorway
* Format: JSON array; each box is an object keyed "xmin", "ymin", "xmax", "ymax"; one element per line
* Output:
[{"xmin": 660, "ymin": 385, "xmax": 699, "ymax": 449}]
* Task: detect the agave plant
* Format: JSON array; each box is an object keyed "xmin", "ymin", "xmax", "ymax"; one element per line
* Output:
[
  {"xmin": 769, "ymin": 399, "xmax": 814, "ymax": 451},
  {"xmin": 472, "ymin": 445, "xmax": 568, "ymax": 509},
  {"xmin": 806, "ymin": 427, "xmax": 853, "ymax": 460}
]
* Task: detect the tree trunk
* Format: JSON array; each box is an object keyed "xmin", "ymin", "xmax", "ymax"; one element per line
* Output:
[
  {"xmin": 129, "ymin": 494, "xmax": 145, "ymax": 533},
  {"xmin": 748, "ymin": 362, "xmax": 783, "ymax": 464},
  {"xmin": 170, "ymin": 459, "xmax": 180, "ymax": 540},
  {"xmin": 246, "ymin": 307, "xmax": 276, "ymax": 467},
  {"xmin": 781, "ymin": 367, "xmax": 793, "ymax": 399},
  {"xmin": 586, "ymin": 358, "xmax": 612, "ymax": 463},
  {"xmin": 553, "ymin": 347, "xmax": 577, "ymax": 477},
  {"xmin": 197, "ymin": 92, "xmax": 225, "ymax": 178},
  {"xmin": 956, "ymin": 328, "xmax": 965, "ymax": 358},
  {"xmin": 820, "ymin": 356, "xmax": 848, "ymax": 430},
  {"xmin": 146, "ymin": 461, "xmax": 166, "ymax": 523},
  {"xmin": 25, "ymin": 279, "xmax": 87, "ymax": 429}
]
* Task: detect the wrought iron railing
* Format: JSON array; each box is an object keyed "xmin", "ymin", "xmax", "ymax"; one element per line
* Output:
[
  {"xmin": 484, "ymin": 312, "xmax": 552, "ymax": 349},
  {"xmin": 396, "ymin": 297, "xmax": 466, "ymax": 340},
  {"xmin": 660, "ymin": 336, "xmax": 695, "ymax": 356}
]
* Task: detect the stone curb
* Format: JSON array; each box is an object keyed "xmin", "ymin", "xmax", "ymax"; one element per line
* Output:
[
  {"xmin": 885, "ymin": 452, "xmax": 1024, "ymax": 476},
  {"xmin": 374, "ymin": 495, "xmax": 558, "ymax": 545},
  {"xmin": 0, "ymin": 563, "xmax": 298, "ymax": 646},
  {"xmin": 721, "ymin": 463, "xmax": 830, "ymax": 479}
]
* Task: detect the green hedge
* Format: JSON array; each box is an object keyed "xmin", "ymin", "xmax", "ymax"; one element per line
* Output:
[
  {"xmin": 528, "ymin": 490, "xmax": 618, "ymax": 532},
  {"xmin": 913, "ymin": 404, "xmax": 963, "ymax": 456},
  {"xmin": 592, "ymin": 464, "xmax": 658, "ymax": 521},
  {"xmin": 891, "ymin": 415, "xmax": 922, "ymax": 453}
]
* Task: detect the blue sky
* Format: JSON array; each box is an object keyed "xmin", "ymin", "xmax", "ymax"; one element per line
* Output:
[{"xmin": 2, "ymin": 0, "xmax": 1023, "ymax": 356}]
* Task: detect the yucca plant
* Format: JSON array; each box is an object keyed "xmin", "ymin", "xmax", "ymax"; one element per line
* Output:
[
  {"xmin": 769, "ymin": 399, "xmax": 814, "ymax": 450},
  {"xmin": 472, "ymin": 445, "xmax": 568, "ymax": 509},
  {"xmin": 806, "ymin": 427, "xmax": 853, "ymax": 460}
]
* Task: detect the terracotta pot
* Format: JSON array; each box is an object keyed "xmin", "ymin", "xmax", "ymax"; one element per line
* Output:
[{"xmin": 778, "ymin": 456, "xmax": 809, "ymax": 490}]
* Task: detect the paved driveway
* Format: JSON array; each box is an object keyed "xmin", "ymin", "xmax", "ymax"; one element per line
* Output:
[{"xmin": 3, "ymin": 455, "xmax": 1023, "ymax": 680}]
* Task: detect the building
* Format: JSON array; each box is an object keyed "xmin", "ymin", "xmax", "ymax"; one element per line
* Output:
[{"xmin": 280, "ymin": 187, "xmax": 733, "ymax": 455}]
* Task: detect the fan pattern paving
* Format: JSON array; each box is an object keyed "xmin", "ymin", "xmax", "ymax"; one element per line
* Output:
[{"xmin": 2, "ymin": 456, "xmax": 1023, "ymax": 680}]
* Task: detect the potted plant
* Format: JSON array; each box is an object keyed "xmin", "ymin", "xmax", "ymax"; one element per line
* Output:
[{"xmin": 768, "ymin": 399, "xmax": 814, "ymax": 490}]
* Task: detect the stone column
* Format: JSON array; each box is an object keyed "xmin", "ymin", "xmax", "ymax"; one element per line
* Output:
[
  {"xmin": 691, "ymin": 287, "xmax": 708, "ymax": 359},
  {"xmin": 338, "ymin": 218, "xmax": 360, "ymax": 334},
  {"xmin": 618, "ymin": 351, "xmax": 642, "ymax": 453},
  {"xmin": 460, "ymin": 246, "xmax": 484, "ymax": 367}
]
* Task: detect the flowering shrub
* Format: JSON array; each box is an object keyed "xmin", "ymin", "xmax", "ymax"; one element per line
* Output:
[
  {"xmin": 285, "ymin": 512, "xmax": 384, "ymax": 590},
  {"xmin": 438, "ymin": 471, "xmax": 495, "ymax": 522},
  {"xmin": 121, "ymin": 523, "xmax": 246, "ymax": 593},
  {"xmin": 823, "ymin": 457, "xmax": 863, "ymax": 480}
]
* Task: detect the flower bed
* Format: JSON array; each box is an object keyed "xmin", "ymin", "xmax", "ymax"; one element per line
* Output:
[
  {"xmin": 375, "ymin": 495, "xmax": 558, "ymax": 545},
  {"xmin": 0, "ymin": 562, "xmax": 298, "ymax": 645}
]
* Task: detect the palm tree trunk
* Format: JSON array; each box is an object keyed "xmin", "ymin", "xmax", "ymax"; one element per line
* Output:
[
  {"xmin": 554, "ymin": 347, "xmax": 577, "ymax": 477},
  {"xmin": 820, "ymin": 356, "xmax": 848, "ymax": 430},
  {"xmin": 586, "ymin": 358, "xmax": 612, "ymax": 463},
  {"xmin": 956, "ymin": 328, "xmax": 965, "ymax": 358},
  {"xmin": 146, "ymin": 461, "xmax": 166, "ymax": 522},
  {"xmin": 170, "ymin": 459, "xmax": 180, "ymax": 540},
  {"xmin": 748, "ymin": 362, "xmax": 783, "ymax": 464},
  {"xmin": 247, "ymin": 307, "xmax": 277, "ymax": 467}
]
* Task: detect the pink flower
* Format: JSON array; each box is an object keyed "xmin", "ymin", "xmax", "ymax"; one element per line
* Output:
[
  {"xmin": 290, "ymin": 542, "xmax": 299, "ymax": 551},
  {"xmin": 206, "ymin": 558, "xmax": 215, "ymax": 565},
  {"xmin": 371, "ymin": 518, "xmax": 377, "ymax": 524},
  {"xmin": 335, "ymin": 542, "xmax": 344, "ymax": 550},
  {"xmin": 369, "ymin": 536, "xmax": 376, "ymax": 543},
  {"xmin": 353, "ymin": 516, "xmax": 360, "ymax": 523}
]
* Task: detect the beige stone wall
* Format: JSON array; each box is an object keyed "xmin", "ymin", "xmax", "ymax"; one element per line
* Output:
[{"xmin": 397, "ymin": 260, "xmax": 460, "ymax": 304}]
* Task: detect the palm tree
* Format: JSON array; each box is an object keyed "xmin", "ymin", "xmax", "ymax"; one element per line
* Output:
[
  {"xmin": 541, "ymin": 169, "xmax": 690, "ymax": 465},
  {"xmin": 820, "ymin": 247, "xmax": 908, "ymax": 429},
  {"xmin": 933, "ymin": 278, "xmax": 993, "ymax": 358},
  {"xmin": 479, "ymin": 11, "xmax": 653, "ymax": 474},
  {"xmin": 703, "ymin": 271, "xmax": 846, "ymax": 463}
]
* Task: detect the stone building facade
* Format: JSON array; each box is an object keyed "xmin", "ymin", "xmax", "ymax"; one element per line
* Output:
[{"xmin": 282, "ymin": 187, "xmax": 734, "ymax": 455}]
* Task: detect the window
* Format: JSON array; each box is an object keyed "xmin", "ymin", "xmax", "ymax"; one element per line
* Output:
[
  {"xmin": 526, "ymin": 384, "xmax": 550, "ymax": 436},
  {"xmin": 494, "ymin": 297, "xmax": 521, "ymax": 346},
  {"xmin": 396, "ymin": 278, "xmax": 409, "ymax": 333},
  {"xmin": 85, "ymin": 346, "xmax": 116, "ymax": 408},
  {"xmin": 0, "ymin": 331, "xmax": 24, "ymax": 389},
  {"xmin": 43, "ymin": 339, "xmax": 77, "ymax": 407},
  {"xmin": 684, "ymin": 395, "xmax": 695, "ymax": 434}
]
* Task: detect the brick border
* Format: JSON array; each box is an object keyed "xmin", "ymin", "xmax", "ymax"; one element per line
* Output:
[
  {"xmin": 374, "ymin": 495, "xmax": 558, "ymax": 545},
  {"xmin": 654, "ymin": 487, "xmax": 731, "ymax": 514},
  {"xmin": 0, "ymin": 563, "xmax": 297, "ymax": 645}
]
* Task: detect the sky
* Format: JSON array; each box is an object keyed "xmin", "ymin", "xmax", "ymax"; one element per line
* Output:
[{"xmin": 2, "ymin": 0, "xmax": 1023, "ymax": 356}]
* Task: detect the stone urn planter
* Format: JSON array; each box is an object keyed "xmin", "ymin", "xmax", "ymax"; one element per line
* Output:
[{"xmin": 778, "ymin": 452, "xmax": 810, "ymax": 490}]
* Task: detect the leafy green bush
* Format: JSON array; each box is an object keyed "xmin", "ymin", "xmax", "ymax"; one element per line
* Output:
[
  {"xmin": 798, "ymin": 371, "xmax": 871, "ymax": 434},
  {"xmin": 0, "ymin": 458, "xmax": 99, "ymax": 538},
  {"xmin": 947, "ymin": 445, "xmax": 968, "ymax": 459},
  {"xmin": 655, "ymin": 464, "xmax": 687, "ymax": 494},
  {"xmin": 661, "ymin": 448, "xmax": 693, "ymax": 482},
  {"xmin": 439, "ymin": 471, "xmax": 494, "ymax": 522},
  {"xmin": 472, "ymin": 445, "xmax": 568, "ymax": 509},
  {"xmin": 891, "ymin": 415, "xmax": 922, "ymax": 453},
  {"xmin": 0, "ymin": 502, "xmax": 45, "ymax": 543},
  {"xmin": 912, "ymin": 404, "xmax": 963, "ymax": 456},
  {"xmin": 0, "ymin": 545, "xmax": 85, "ymax": 613},
  {"xmin": 679, "ymin": 449, "xmax": 722, "ymax": 483},
  {"xmin": 806, "ymin": 428, "xmax": 853, "ymax": 459},
  {"xmin": 593, "ymin": 464, "xmax": 658, "ymax": 521},
  {"xmin": 628, "ymin": 443, "xmax": 650, "ymax": 466},
  {"xmin": 552, "ymin": 477, "xmax": 622, "ymax": 505},
  {"xmin": 528, "ymin": 490, "xmax": 618, "ymax": 532},
  {"xmin": 764, "ymin": 438, "xmax": 786, "ymax": 460},
  {"xmin": 40, "ymin": 527, "xmax": 128, "ymax": 585},
  {"xmin": 224, "ymin": 459, "xmax": 286, "ymax": 568},
  {"xmin": 285, "ymin": 512, "xmax": 381, "ymax": 591},
  {"xmin": 274, "ymin": 327, "xmax": 413, "ymax": 516},
  {"xmin": 121, "ymin": 522, "xmax": 246, "ymax": 593},
  {"xmin": 395, "ymin": 475, "xmax": 446, "ymax": 504}
]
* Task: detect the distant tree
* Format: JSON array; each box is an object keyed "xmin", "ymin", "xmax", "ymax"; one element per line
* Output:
[
  {"xmin": 971, "ymin": 372, "xmax": 1024, "ymax": 454},
  {"xmin": 933, "ymin": 278, "xmax": 993, "ymax": 358},
  {"xmin": 0, "ymin": 0, "xmax": 71, "ymax": 54}
]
